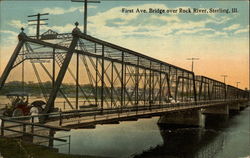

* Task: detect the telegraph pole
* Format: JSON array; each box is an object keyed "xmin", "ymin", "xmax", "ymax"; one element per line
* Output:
[
  {"xmin": 28, "ymin": 13, "xmax": 49, "ymax": 39},
  {"xmin": 221, "ymin": 75, "xmax": 228, "ymax": 84},
  {"xmin": 71, "ymin": 0, "xmax": 100, "ymax": 34},
  {"xmin": 186, "ymin": 58, "xmax": 199, "ymax": 72},
  {"xmin": 236, "ymin": 82, "xmax": 240, "ymax": 88}
]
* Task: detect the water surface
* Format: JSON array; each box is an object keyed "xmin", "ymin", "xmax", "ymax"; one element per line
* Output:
[{"xmin": 54, "ymin": 105, "xmax": 250, "ymax": 158}]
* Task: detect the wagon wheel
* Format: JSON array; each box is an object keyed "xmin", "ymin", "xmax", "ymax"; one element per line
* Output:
[{"xmin": 12, "ymin": 108, "xmax": 24, "ymax": 117}]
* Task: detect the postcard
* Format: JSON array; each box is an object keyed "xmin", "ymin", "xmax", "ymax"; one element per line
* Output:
[{"xmin": 0, "ymin": 0, "xmax": 249, "ymax": 158}]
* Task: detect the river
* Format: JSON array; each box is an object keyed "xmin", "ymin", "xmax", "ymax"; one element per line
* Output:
[{"xmin": 53, "ymin": 104, "xmax": 250, "ymax": 158}]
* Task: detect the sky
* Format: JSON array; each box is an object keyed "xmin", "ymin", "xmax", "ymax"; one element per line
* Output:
[{"xmin": 0, "ymin": 0, "xmax": 249, "ymax": 89}]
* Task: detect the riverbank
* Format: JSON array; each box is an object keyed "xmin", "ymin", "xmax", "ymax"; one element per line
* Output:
[{"xmin": 0, "ymin": 137, "xmax": 109, "ymax": 158}]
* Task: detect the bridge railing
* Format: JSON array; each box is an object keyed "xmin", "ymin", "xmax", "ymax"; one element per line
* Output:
[
  {"xmin": 0, "ymin": 117, "xmax": 69, "ymax": 143},
  {"xmin": 1, "ymin": 98, "xmax": 247, "ymax": 127}
]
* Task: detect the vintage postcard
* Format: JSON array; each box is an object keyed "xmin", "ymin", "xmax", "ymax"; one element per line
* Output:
[{"xmin": 0, "ymin": 0, "xmax": 249, "ymax": 158}]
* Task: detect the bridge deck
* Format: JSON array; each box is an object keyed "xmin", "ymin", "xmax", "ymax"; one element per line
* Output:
[{"xmin": 45, "ymin": 100, "xmax": 242, "ymax": 128}]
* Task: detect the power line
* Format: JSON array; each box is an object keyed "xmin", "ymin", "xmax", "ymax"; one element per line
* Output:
[
  {"xmin": 27, "ymin": 13, "xmax": 49, "ymax": 39},
  {"xmin": 221, "ymin": 75, "xmax": 228, "ymax": 84},
  {"xmin": 186, "ymin": 57, "xmax": 199, "ymax": 72},
  {"xmin": 71, "ymin": 0, "xmax": 100, "ymax": 34}
]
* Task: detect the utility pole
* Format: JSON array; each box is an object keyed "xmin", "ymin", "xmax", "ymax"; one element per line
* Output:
[
  {"xmin": 186, "ymin": 58, "xmax": 199, "ymax": 72},
  {"xmin": 236, "ymin": 82, "xmax": 240, "ymax": 88},
  {"xmin": 71, "ymin": 0, "xmax": 100, "ymax": 34},
  {"xmin": 28, "ymin": 13, "xmax": 49, "ymax": 39},
  {"xmin": 221, "ymin": 75, "xmax": 228, "ymax": 84}
]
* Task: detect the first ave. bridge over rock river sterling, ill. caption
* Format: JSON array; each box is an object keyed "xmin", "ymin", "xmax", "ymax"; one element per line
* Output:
[{"xmin": 121, "ymin": 8, "xmax": 237, "ymax": 14}]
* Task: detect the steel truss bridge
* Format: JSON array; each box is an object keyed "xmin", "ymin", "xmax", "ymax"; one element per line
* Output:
[{"xmin": 0, "ymin": 24, "xmax": 249, "ymax": 125}]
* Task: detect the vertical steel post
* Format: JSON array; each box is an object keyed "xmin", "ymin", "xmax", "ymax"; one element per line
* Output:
[
  {"xmin": 94, "ymin": 43, "xmax": 98, "ymax": 106},
  {"xmin": 149, "ymin": 62, "xmax": 152, "ymax": 107},
  {"xmin": 166, "ymin": 74, "xmax": 171, "ymax": 100},
  {"xmin": 76, "ymin": 52, "xmax": 79, "ymax": 109},
  {"xmin": 124, "ymin": 64, "xmax": 126, "ymax": 106},
  {"xmin": 159, "ymin": 64, "xmax": 162, "ymax": 105},
  {"xmin": 144, "ymin": 69, "xmax": 146, "ymax": 106},
  {"xmin": 192, "ymin": 73, "xmax": 197, "ymax": 102},
  {"xmin": 101, "ymin": 45, "xmax": 104, "ymax": 111},
  {"xmin": 175, "ymin": 76, "xmax": 179, "ymax": 101},
  {"xmin": 168, "ymin": 66, "xmax": 172, "ymax": 98},
  {"xmin": 95, "ymin": 58, "xmax": 98, "ymax": 106},
  {"xmin": 21, "ymin": 46, "xmax": 25, "ymax": 92},
  {"xmin": 135, "ymin": 57, "xmax": 139, "ymax": 105},
  {"xmin": 174, "ymin": 69, "xmax": 178, "ymax": 101},
  {"xmin": 198, "ymin": 77, "xmax": 203, "ymax": 101},
  {"xmin": 121, "ymin": 52, "xmax": 124, "ymax": 109},
  {"xmin": 152, "ymin": 69, "xmax": 154, "ymax": 105},
  {"xmin": 52, "ymin": 48, "xmax": 55, "ymax": 88},
  {"xmin": 22, "ymin": 54, "xmax": 25, "ymax": 92},
  {"xmin": 52, "ymin": 48, "xmax": 56, "ymax": 109},
  {"xmin": 111, "ymin": 61, "xmax": 114, "ymax": 108}
]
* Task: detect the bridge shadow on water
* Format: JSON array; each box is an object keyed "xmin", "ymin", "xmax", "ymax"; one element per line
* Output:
[{"xmin": 133, "ymin": 112, "xmax": 240, "ymax": 158}]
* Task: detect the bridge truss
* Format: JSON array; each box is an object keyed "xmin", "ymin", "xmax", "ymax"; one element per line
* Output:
[{"xmin": 0, "ymin": 24, "xmax": 248, "ymax": 114}]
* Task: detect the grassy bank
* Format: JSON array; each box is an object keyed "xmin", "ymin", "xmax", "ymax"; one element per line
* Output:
[{"xmin": 0, "ymin": 137, "xmax": 108, "ymax": 158}]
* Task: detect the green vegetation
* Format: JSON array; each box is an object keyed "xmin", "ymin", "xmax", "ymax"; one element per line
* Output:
[
  {"xmin": 0, "ymin": 81, "xmax": 97, "ymax": 97},
  {"xmin": 0, "ymin": 137, "xmax": 109, "ymax": 158}
]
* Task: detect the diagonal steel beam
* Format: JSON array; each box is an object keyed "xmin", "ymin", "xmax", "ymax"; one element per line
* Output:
[
  {"xmin": 44, "ymin": 28, "xmax": 80, "ymax": 113},
  {"xmin": 0, "ymin": 37, "xmax": 25, "ymax": 90}
]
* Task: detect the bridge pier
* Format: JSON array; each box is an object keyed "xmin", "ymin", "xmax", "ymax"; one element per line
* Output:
[
  {"xmin": 158, "ymin": 110, "xmax": 202, "ymax": 128},
  {"xmin": 201, "ymin": 104, "xmax": 229, "ymax": 115},
  {"xmin": 228, "ymin": 103, "xmax": 240, "ymax": 112},
  {"xmin": 238, "ymin": 102, "xmax": 248, "ymax": 110}
]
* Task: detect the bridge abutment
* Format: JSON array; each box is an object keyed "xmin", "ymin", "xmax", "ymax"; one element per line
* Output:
[{"xmin": 158, "ymin": 110, "xmax": 202, "ymax": 127}]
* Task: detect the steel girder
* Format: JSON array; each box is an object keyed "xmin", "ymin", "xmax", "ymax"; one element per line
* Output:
[
  {"xmin": 1, "ymin": 27, "xmax": 248, "ymax": 114},
  {"xmin": 196, "ymin": 76, "xmax": 227, "ymax": 101}
]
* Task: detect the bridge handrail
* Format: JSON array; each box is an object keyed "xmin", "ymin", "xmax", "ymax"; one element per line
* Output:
[{"xmin": 1, "ymin": 99, "xmax": 244, "ymax": 122}]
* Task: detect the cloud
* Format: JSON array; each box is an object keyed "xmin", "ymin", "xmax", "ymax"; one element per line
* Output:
[
  {"xmin": 234, "ymin": 25, "xmax": 249, "ymax": 34},
  {"xmin": 8, "ymin": 20, "xmax": 27, "ymax": 29},
  {"xmin": 175, "ymin": 28, "xmax": 215, "ymax": 35},
  {"xmin": 40, "ymin": 7, "xmax": 81, "ymax": 15},
  {"xmin": 87, "ymin": 4, "xmax": 234, "ymax": 39},
  {"xmin": 234, "ymin": 28, "xmax": 248, "ymax": 34},
  {"xmin": 223, "ymin": 24, "xmax": 240, "ymax": 31},
  {"xmin": 0, "ymin": 30, "xmax": 18, "ymax": 46},
  {"xmin": 0, "ymin": 30, "xmax": 18, "ymax": 36},
  {"xmin": 40, "ymin": 6, "xmax": 97, "ymax": 15}
]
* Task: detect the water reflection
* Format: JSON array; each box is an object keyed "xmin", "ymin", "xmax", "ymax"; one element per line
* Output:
[
  {"xmin": 54, "ymin": 114, "xmax": 230, "ymax": 158},
  {"xmin": 55, "ymin": 117, "xmax": 164, "ymax": 158},
  {"xmin": 1, "ymin": 106, "xmax": 248, "ymax": 158},
  {"xmin": 134, "ymin": 126, "xmax": 226, "ymax": 158},
  {"xmin": 134, "ymin": 107, "xmax": 249, "ymax": 158}
]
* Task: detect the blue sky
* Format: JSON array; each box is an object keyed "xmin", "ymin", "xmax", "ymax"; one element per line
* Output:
[{"xmin": 0, "ymin": 1, "xmax": 249, "ymax": 88}]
